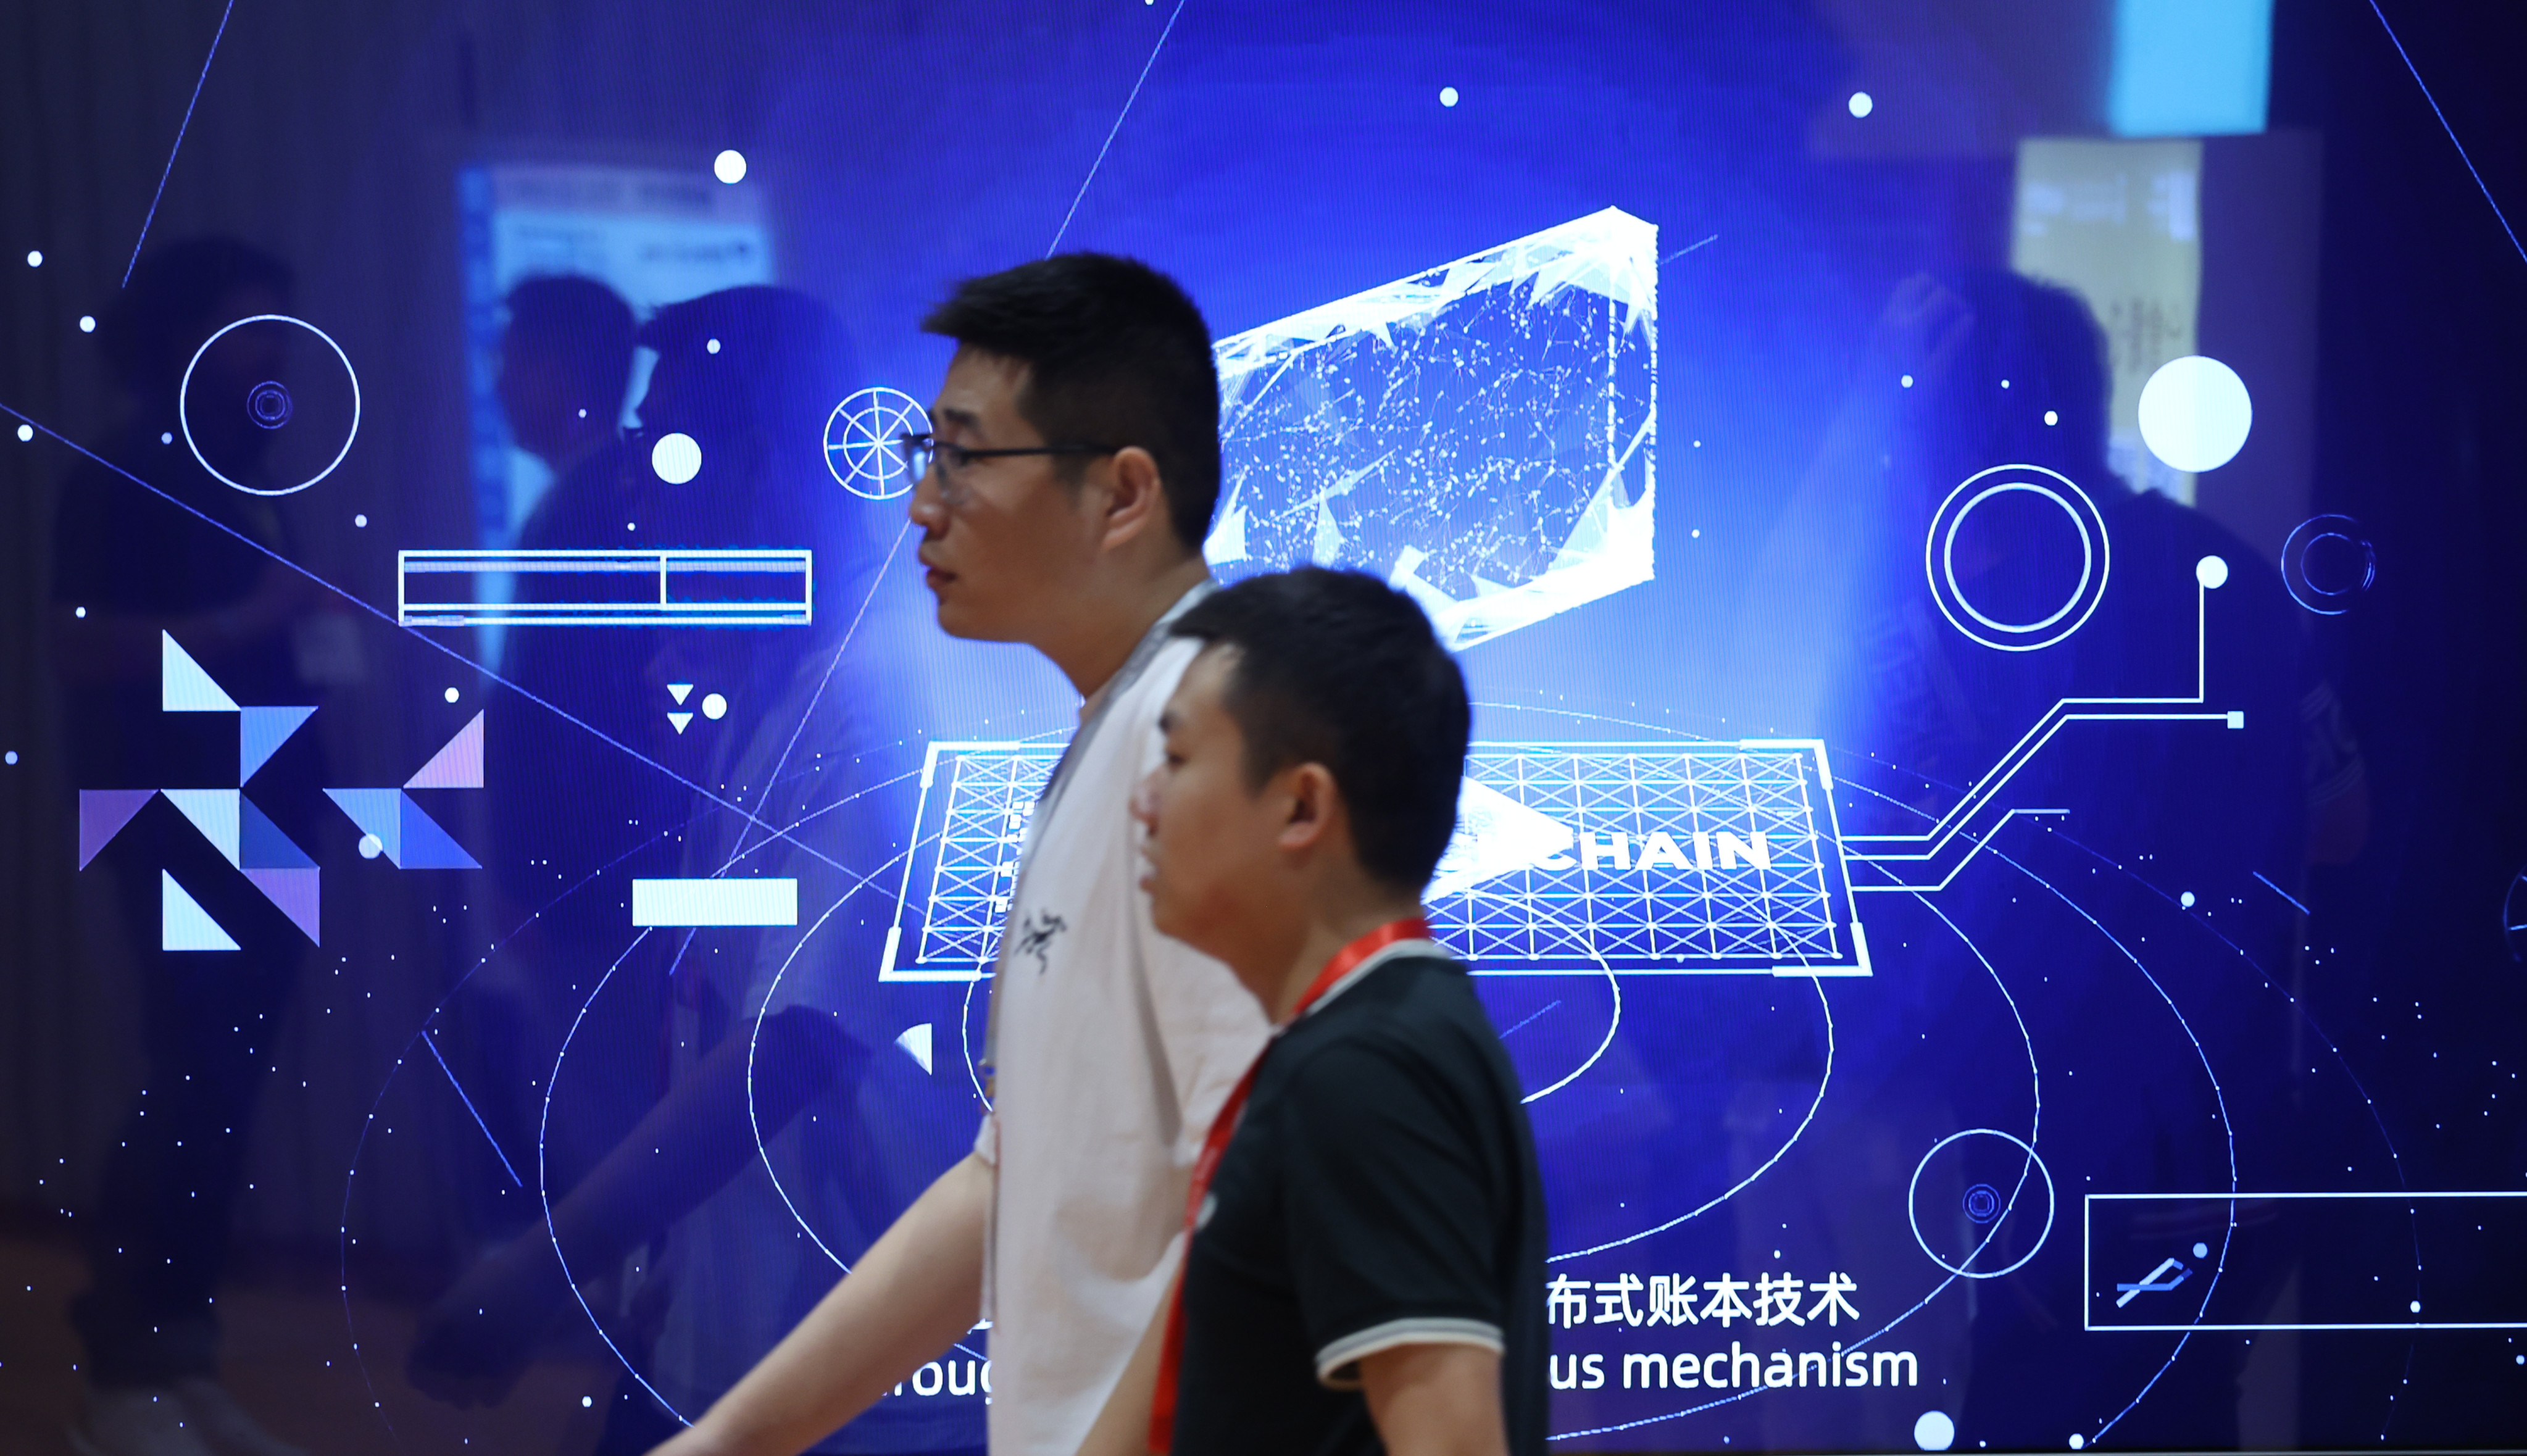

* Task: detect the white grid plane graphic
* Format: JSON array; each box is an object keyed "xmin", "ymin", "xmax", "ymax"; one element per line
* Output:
[{"xmin": 879, "ymin": 740, "xmax": 1867, "ymax": 980}]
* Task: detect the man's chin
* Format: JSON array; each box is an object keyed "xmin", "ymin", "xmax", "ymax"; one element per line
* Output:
[{"xmin": 929, "ymin": 595, "xmax": 1028, "ymax": 644}]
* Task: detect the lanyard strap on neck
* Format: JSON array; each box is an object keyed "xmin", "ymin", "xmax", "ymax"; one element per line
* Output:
[{"xmin": 1147, "ymin": 915, "xmax": 1431, "ymax": 1450}]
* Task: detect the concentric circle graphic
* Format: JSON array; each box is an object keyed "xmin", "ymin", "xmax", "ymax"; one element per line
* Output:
[
  {"xmin": 1925, "ymin": 464, "xmax": 2110, "ymax": 652},
  {"xmin": 178, "ymin": 314, "xmax": 360, "ymax": 496},
  {"xmin": 2280, "ymin": 514, "xmax": 2377, "ymax": 616},
  {"xmin": 824, "ymin": 387, "xmax": 930, "ymax": 500},
  {"xmin": 1907, "ymin": 1126, "xmax": 2055, "ymax": 1279},
  {"xmin": 247, "ymin": 380, "xmax": 292, "ymax": 429}
]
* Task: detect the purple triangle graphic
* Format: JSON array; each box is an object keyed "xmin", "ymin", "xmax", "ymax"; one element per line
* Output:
[
  {"xmin": 243, "ymin": 868, "xmax": 320, "ymax": 943},
  {"xmin": 79, "ymin": 790, "xmax": 158, "ymax": 869},
  {"xmin": 239, "ymin": 796, "xmax": 315, "ymax": 870},
  {"xmin": 406, "ymin": 710, "xmax": 484, "ymax": 789},
  {"xmin": 398, "ymin": 792, "xmax": 479, "ymax": 870},
  {"xmin": 240, "ymin": 705, "xmax": 317, "ymax": 782}
]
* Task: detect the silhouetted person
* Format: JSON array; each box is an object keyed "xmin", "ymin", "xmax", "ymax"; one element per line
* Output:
[
  {"xmin": 51, "ymin": 236, "xmax": 318, "ymax": 1456},
  {"xmin": 409, "ymin": 288, "xmax": 965, "ymax": 1454},
  {"xmin": 471, "ymin": 276, "xmax": 681, "ymax": 1203},
  {"xmin": 1740, "ymin": 270, "xmax": 2329, "ymax": 1449}
]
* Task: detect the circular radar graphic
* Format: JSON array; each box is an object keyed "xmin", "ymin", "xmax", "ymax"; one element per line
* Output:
[
  {"xmin": 1925, "ymin": 463, "xmax": 2111, "ymax": 652},
  {"xmin": 2281, "ymin": 514, "xmax": 2378, "ymax": 616},
  {"xmin": 1907, "ymin": 1127, "xmax": 2055, "ymax": 1279},
  {"xmin": 824, "ymin": 387, "xmax": 930, "ymax": 500},
  {"xmin": 178, "ymin": 314, "xmax": 360, "ymax": 496}
]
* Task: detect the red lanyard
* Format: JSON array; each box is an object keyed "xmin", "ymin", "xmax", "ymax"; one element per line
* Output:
[{"xmin": 1147, "ymin": 916, "xmax": 1431, "ymax": 1451}]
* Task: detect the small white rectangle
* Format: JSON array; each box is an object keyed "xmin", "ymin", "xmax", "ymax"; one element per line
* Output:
[{"xmin": 632, "ymin": 878, "xmax": 798, "ymax": 927}]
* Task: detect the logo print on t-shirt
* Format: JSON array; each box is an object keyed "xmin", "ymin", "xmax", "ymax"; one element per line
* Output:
[{"xmin": 1015, "ymin": 909, "xmax": 1068, "ymax": 975}]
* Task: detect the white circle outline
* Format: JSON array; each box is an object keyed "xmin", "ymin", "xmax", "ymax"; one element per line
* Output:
[
  {"xmin": 1924, "ymin": 464, "xmax": 2110, "ymax": 652},
  {"xmin": 824, "ymin": 387, "xmax": 930, "ymax": 501},
  {"xmin": 1905, "ymin": 1126, "xmax": 2055, "ymax": 1279},
  {"xmin": 178, "ymin": 314, "xmax": 360, "ymax": 496},
  {"xmin": 1942, "ymin": 481, "xmax": 2094, "ymax": 634}
]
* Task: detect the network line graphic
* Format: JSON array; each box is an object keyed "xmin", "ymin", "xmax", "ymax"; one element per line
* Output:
[{"xmin": 1843, "ymin": 551, "xmax": 2244, "ymax": 893}]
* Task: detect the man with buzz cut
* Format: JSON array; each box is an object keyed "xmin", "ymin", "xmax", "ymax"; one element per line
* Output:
[
  {"xmin": 650, "ymin": 256, "xmax": 1267, "ymax": 1456},
  {"xmin": 1133, "ymin": 567, "xmax": 1549, "ymax": 1456}
]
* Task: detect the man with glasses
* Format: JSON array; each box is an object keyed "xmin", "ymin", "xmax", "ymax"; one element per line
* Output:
[{"xmin": 654, "ymin": 255, "xmax": 1266, "ymax": 1456}]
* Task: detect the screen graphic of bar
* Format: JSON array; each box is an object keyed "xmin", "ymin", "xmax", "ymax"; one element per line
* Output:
[
  {"xmin": 399, "ymin": 549, "xmax": 812, "ymax": 627},
  {"xmin": 631, "ymin": 878, "xmax": 800, "ymax": 927}
]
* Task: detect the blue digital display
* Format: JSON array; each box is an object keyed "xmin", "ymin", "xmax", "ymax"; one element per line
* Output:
[{"xmin": 7, "ymin": 3, "xmax": 2526, "ymax": 1453}]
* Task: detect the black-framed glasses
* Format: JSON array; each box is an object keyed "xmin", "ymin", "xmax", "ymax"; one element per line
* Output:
[{"xmin": 897, "ymin": 431, "xmax": 1120, "ymax": 495}]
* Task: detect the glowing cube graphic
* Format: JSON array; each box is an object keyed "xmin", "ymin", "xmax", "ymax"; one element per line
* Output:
[{"xmin": 1206, "ymin": 207, "xmax": 1659, "ymax": 649}]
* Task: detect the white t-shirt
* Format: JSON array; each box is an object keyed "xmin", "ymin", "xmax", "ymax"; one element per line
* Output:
[{"xmin": 975, "ymin": 586, "xmax": 1270, "ymax": 1456}]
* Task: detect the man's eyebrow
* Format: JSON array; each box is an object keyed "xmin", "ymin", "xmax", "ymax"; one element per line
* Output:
[{"xmin": 933, "ymin": 405, "xmax": 981, "ymax": 433}]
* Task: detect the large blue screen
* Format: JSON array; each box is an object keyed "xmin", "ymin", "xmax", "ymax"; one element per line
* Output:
[{"xmin": 4, "ymin": 2, "xmax": 2525, "ymax": 1452}]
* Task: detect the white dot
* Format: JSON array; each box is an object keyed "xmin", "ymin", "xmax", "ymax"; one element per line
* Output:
[
  {"xmin": 2070, "ymin": 1438, "xmax": 2085, "ymax": 1452},
  {"xmin": 1848, "ymin": 91, "xmax": 1875, "ymax": 118},
  {"xmin": 712, "ymin": 149, "xmax": 748, "ymax": 185},
  {"xmin": 2194, "ymin": 554, "xmax": 2229, "ymax": 589},
  {"xmin": 577, "ymin": 407, "xmax": 588, "ymax": 417},
  {"xmin": 78, "ymin": 315, "xmax": 94, "ymax": 333},
  {"xmin": 444, "ymin": 687, "xmax": 460, "ymax": 704},
  {"xmin": 14, "ymin": 424, "xmax": 29, "ymax": 442},
  {"xmin": 2000, "ymin": 378, "xmax": 2011, "ymax": 389},
  {"xmin": 1900, "ymin": 373, "xmax": 1914, "ymax": 388},
  {"xmin": 2410, "ymin": 1300, "xmax": 2422, "ymax": 1314},
  {"xmin": 354, "ymin": 514, "xmax": 368, "ymax": 528},
  {"xmin": 2192, "ymin": 1242, "xmax": 2209, "ymax": 1258},
  {"xmin": 358, "ymin": 834, "xmax": 383, "ymax": 860},
  {"xmin": 582, "ymin": 1396, "xmax": 595, "ymax": 1408},
  {"xmin": 2138, "ymin": 355, "xmax": 2253, "ymax": 472},
  {"xmin": 4, "ymin": 751, "xmax": 17, "ymax": 766},
  {"xmin": 160, "ymin": 431, "xmax": 174, "ymax": 444},
  {"xmin": 74, "ymin": 606, "xmax": 86, "ymax": 618},
  {"xmin": 2180, "ymin": 891, "xmax": 2196, "ymax": 908},
  {"xmin": 1913, "ymin": 1412, "xmax": 1955, "ymax": 1452},
  {"xmin": 652, "ymin": 431, "xmax": 702, "ymax": 484},
  {"xmin": 1439, "ymin": 86, "xmax": 1460, "ymax": 107},
  {"xmin": 701, "ymin": 692, "xmax": 728, "ymax": 721},
  {"xmin": 2044, "ymin": 410, "xmax": 2059, "ymax": 426},
  {"xmin": 706, "ymin": 338, "xmax": 721, "ymax": 354},
  {"xmin": 24, "ymin": 250, "xmax": 41, "ymax": 267}
]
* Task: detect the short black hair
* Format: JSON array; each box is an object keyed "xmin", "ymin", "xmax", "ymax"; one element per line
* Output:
[
  {"xmin": 503, "ymin": 274, "xmax": 636, "ymax": 416},
  {"xmin": 921, "ymin": 254, "xmax": 1220, "ymax": 552},
  {"xmin": 105, "ymin": 236, "xmax": 295, "ymax": 402},
  {"xmin": 1173, "ymin": 568, "xmax": 1470, "ymax": 894}
]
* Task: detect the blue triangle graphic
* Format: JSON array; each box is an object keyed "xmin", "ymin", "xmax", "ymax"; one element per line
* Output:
[
  {"xmin": 162, "ymin": 870, "xmax": 241, "ymax": 951},
  {"xmin": 240, "ymin": 705, "xmax": 317, "ymax": 781},
  {"xmin": 398, "ymin": 792, "xmax": 479, "ymax": 870},
  {"xmin": 239, "ymin": 796, "xmax": 315, "ymax": 870},
  {"xmin": 162, "ymin": 632, "xmax": 239, "ymax": 713},
  {"xmin": 325, "ymin": 788, "xmax": 403, "ymax": 864}
]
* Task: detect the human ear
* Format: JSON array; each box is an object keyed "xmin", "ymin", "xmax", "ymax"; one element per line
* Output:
[
  {"xmin": 1277, "ymin": 763, "xmax": 1338, "ymax": 854},
  {"xmin": 1098, "ymin": 446, "xmax": 1167, "ymax": 551}
]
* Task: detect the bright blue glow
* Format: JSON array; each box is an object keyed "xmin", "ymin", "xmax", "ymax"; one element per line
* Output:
[{"xmin": 2109, "ymin": 0, "xmax": 2272, "ymax": 138}]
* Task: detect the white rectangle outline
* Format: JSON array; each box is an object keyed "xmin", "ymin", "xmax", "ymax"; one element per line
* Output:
[
  {"xmin": 877, "ymin": 740, "xmax": 1869, "ymax": 982},
  {"xmin": 2084, "ymin": 1191, "xmax": 2527, "ymax": 1331},
  {"xmin": 398, "ymin": 548, "xmax": 813, "ymax": 626},
  {"xmin": 631, "ymin": 878, "xmax": 800, "ymax": 927}
]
